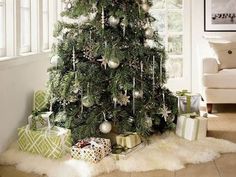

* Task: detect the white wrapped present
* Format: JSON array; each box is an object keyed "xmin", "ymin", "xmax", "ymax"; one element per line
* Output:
[
  {"xmin": 176, "ymin": 114, "xmax": 207, "ymax": 141},
  {"xmin": 71, "ymin": 137, "xmax": 111, "ymax": 163},
  {"xmin": 28, "ymin": 112, "xmax": 53, "ymax": 130}
]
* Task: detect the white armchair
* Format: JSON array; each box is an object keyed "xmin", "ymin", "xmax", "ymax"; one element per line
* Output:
[{"xmin": 202, "ymin": 57, "xmax": 236, "ymax": 113}]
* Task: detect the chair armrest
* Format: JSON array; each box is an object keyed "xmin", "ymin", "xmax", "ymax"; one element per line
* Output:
[{"xmin": 202, "ymin": 58, "xmax": 219, "ymax": 74}]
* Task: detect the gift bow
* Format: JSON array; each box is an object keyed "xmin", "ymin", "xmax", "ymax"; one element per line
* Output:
[{"xmin": 176, "ymin": 90, "xmax": 190, "ymax": 96}]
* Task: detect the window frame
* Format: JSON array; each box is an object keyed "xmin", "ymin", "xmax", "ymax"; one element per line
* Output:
[
  {"xmin": 0, "ymin": 0, "xmax": 60, "ymax": 61},
  {"xmin": 0, "ymin": 0, "xmax": 6, "ymax": 57}
]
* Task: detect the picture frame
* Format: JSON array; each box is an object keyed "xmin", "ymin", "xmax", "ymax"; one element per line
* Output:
[{"xmin": 204, "ymin": 0, "xmax": 236, "ymax": 32}]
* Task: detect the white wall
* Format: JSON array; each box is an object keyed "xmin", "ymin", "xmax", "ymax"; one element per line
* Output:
[
  {"xmin": 0, "ymin": 53, "xmax": 50, "ymax": 153},
  {"xmin": 191, "ymin": 0, "xmax": 236, "ymax": 93}
]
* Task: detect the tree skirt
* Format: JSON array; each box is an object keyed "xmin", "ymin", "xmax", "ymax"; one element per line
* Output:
[{"xmin": 1, "ymin": 132, "xmax": 236, "ymax": 177}]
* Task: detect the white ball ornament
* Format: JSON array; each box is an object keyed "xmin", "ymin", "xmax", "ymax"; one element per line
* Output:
[
  {"xmin": 133, "ymin": 90, "xmax": 143, "ymax": 98},
  {"xmin": 142, "ymin": 3, "xmax": 150, "ymax": 12},
  {"xmin": 82, "ymin": 95, "xmax": 94, "ymax": 107},
  {"xmin": 108, "ymin": 57, "xmax": 120, "ymax": 69},
  {"xmin": 145, "ymin": 28, "xmax": 154, "ymax": 39},
  {"xmin": 50, "ymin": 55, "xmax": 60, "ymax": 66},
  {"xmin": 99, "ymin": 120, "xmax": 112, "ymax": 134},
  {"xmin": 108, "ymin": 16, "xmax": 120, "ymax": 27}
]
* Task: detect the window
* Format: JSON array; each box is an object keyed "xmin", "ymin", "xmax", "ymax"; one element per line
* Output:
[
  {"xmin": 20, "ymin": 0, "xmax": 31, "ymax": 53},
  {"xmin": 0, "ymin": 0, "xmax": 5, "ymax": 57},
  {"xmin": 151, "ymin": 0, "xmax": 184, "ymax": 78},
  {"xmin": 0, "ymin": 0, "xmax": 61, "ymax": 60},
  {"xmin": 42, "ymin": 0, "xmax": 49, "ymax": 50}
]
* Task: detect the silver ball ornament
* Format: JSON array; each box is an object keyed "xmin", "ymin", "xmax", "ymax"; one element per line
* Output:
[
  {"xmin": 145, "ymin": 28, "xmax": 154, "ymax": 39},
  {"xmin": 50, "ymin": 55, "xmax": 59, "ymax": 66},
  {"xmin": 142, "ymin": 3, "xmax": 150, "ymax": 12},
  {"xmin": 133, "ymin": 90, "xmax": 143, "ymax": 98},
  {"xmin": 99, "ymin": 120, "xmax": 112, "ymax": 134},
  {"xmin": 82, "ymin": 95, "xmax": 94, "ymax": 107},
  {"xmin": 145, "ymin": 116, "xmax": 153, "ymax": 128},
  {"xmin": 108, "ymin": 16, "xmax": 120, "ymax": 27},
  {"xmin": 67, "ymin": 2, "xmax": 72, "ymax": 9},
  {"xmin": 108, "ymin": 57, "xmax": 120, "ymax": 69}
]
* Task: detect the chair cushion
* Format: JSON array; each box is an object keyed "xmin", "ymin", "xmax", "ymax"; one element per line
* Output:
[
  {"xmin": 209, "ymin": 42, "xmax": 236, "ymax": 69},
  {"xmin": 203, "ymin": 69, "xmax": 236, "ymax": 89}
]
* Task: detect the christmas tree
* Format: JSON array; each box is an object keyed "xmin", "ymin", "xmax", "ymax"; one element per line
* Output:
[{"xmin": 48, "ymin": 0, "xmax": 178, "ymax": 141}]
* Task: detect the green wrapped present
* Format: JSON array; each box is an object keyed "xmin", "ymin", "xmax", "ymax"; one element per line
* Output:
[
  {"xmin": 28, "ymin": 112, "xmax": 54, "ymax": 130},
  {"xmin": 18, "ymin": 126, "xmax": 72, "ymax": 159},
  {"xmin": 33, "ymin": 90, "xmax": 48, "ymax": 112}
]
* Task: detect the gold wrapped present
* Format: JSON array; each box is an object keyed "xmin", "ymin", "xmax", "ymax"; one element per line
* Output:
[{"xmin": 116, "ymin": 133, "xmax": 141, "ymax": 149}]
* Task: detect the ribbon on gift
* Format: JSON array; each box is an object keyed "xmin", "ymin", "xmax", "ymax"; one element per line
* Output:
[
  {"xmin": 28, "ymin": 112, "xmax": 53, "ymax": 130},
  {"xmin": 116, "ymin": 133, "xmax": 141, "ymax": 149},
  {"xmin": 176, "ymin": 90, "xmax": 192, "ymax": 114}
]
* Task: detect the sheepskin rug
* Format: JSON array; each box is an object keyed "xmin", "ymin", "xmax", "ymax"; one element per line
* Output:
[{"xmin": 1, "ymin": 132, "xmax": 236, "ymax": 177}]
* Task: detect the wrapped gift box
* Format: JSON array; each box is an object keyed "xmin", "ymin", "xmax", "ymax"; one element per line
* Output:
[
  {"xmin": 28, "ymin": 112, "xmax": 53, "ymax": 130},
  {"xmin": 177, "ymin": 90, "xmax": 201, "ymax": 115},
  {"xmin": 33, "ymin": 90, "xmax": 48, "ymax": 112},
  {"xmin": 176, "ymin": 114, "xmax": 207, "ymax": 141},
  {"xmin": 18, "ymin": 126, "xmax": 72, "ymax": 159},
  {"xmin": 116, "ymin": 133, "xmax": 141, "ymax": 149},
  {"xmin": 71, "ymin": 137, "xmax": 111, "ymax": 163},
  {"xmin": 111, "ymin": 143, "xmax": 145, "ymax": 160}
]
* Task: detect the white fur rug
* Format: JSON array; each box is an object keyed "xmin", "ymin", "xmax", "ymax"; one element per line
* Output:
[{"xmin": 1, "ymin": 132, "xmax": 236, "ymax": 177}]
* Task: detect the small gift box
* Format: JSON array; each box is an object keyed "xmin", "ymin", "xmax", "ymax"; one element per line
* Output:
[
  {"xmin": 116, "ymin": 133, "xmax": 141, "ymax": 149},
  {"xmin": 111, "ymin": 143, "xmax": 145, "ymax": 160},
  {"xmin": 176, "ymin": 113, "xmax": 208, "ymax": 141},
  {"xmin": 33, "ymin": 90, "xmax": 48, "ymax": 112},
  {"xmin": 18, "ymin": 126, "xmax": 72, "ymax": 159},
  {"xmin": 71, "ymin": 137, "xmax": 111, "ymax": 163},
  {"xmin": 176, "ymin": 90, "xmax": 201, "ymax": 115},
  {"xmin": 28, "ymin": 112, "xmax": 53, "ymax": 130}
]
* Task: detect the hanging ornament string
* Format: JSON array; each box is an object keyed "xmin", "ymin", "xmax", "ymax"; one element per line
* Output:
[
  {"xmin": 80, "ymin": 87, "xmax": 83, "ymax": 115},
  {"xmin": 89, "ymin": 30, "xmax": 92, "ymax": 41},
  {"xmin": 101, "ymin": 6, "xmax": 105, "ymax": 29},
  {"xmin": 49, "ymin": 95, "xmax": 53, "ymax": 112},
  {"xmin": 160, "ymin": 55, "xmax": 163, "ymax": 87},
  {"xmin": 63, "ymin": 99, "xmax": 66, "ymax": 112},
  {"xmin": 152, "ymin": 56, "xmax": 155, "ymax": 95},
  {"xmin": 132, "ymin": 77, "xmax": 136, "ymax": 115},
  {"xmin": 72, "ymin": 46, "xmax": 76, "ymax": 71},
  {"xmin": 141, "ymin": 61, "xmax": 144, "ymax": 91}
]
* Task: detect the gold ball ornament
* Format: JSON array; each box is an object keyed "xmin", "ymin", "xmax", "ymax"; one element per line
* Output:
[
  {"xmin": 108, "ymin": 57, "xmax": 120, "ymax": 69},
  {"xmin": 82, "ymin": 95, "xmax": 94, "ymax": 107},
  {"xmin": 99, "ymin": 120, "xmax": 112, "ymax": 134},
  {"xmin": 145, "ymin": 28, "xmax": 154, "ymax": 39},
  {"xmin": 142, "ymin": 3, "xmax": 150, "ymax": 12},
  {"xmin": 133, "ymin": 90, "xmax": 143, "ymax": 98},
  {"xmin": 108, "ymin": 16, "xmax": 120, "ymax": 27}
]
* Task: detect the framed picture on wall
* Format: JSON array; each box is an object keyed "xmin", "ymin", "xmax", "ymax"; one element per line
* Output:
[{"xmin": 204, "ymin": 0, "xmax": 236, "ymax": 32}]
